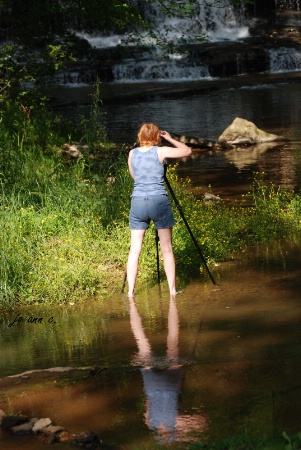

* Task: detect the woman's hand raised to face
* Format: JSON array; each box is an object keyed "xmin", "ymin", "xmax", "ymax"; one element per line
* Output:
[
  {"xmin": 158, "ymin": 131, "xmax": 192, "ymax": 162},
  {"xmin": 160, "ymin": 130, "xmax": 171, "ymax": 140}
]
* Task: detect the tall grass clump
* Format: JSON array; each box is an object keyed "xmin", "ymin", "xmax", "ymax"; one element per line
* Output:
[
  {"xmin": 0, "ymin": 98, "xmax": 132, "ymax": 307},
  {"xmin": 189, "ymin": 429, "xmax": 301, "ymax": 449}
]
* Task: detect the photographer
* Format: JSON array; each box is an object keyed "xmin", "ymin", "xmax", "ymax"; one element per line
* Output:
[{"xmin": 126, "ymin": 123, "xmax": 192, "ymax": 297}]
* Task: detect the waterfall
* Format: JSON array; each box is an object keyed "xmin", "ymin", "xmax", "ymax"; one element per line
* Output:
[
  {"xmin": 80, "ymin": 0, "xmax": 249, "ymax": 50},
  {"xmin": 139, "ymin": 0, "xmax": 249, "ymax": 43},
  {"xmin": 268, "ymin": 47, "xmax": 301, "ymax": 72},
  {"xmin": 73, "ymin": 1, "xmax": 249, "ymax": 83},
  {"xmin": 64, "ymin": 1, "xmax": 301, "ymax": 85},
  {"xmin": 112, "ymin": 55, "xmax": 211, "ymax": 82}
]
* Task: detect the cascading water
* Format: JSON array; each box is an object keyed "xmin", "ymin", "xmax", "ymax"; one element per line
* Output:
[
  {"xmin": 137, "ymin": 0, "xmax": 249, "ymax": 43},
  {"xmin": 112, "ymin": 54, "xmax": 211, "ymax": 82},
  {"xmin": 268, "ymin": 47, "xmax": 301, "ymax": 73},
  {"xmin": 76, "ymin": 0, "xmax": 249, "ymax": 83},
  {"xmin": 61, "ymin": 0, "xmax": 301, "ymax": 85}
]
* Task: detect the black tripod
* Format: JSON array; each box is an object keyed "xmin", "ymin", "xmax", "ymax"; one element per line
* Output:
[
  {"xmin": 164, "ymin": 172, "xmax": 217, "ymax": 286},
  {"xmin": 121, "ymin": 170, "xmax": 217, "ymax": 293}
]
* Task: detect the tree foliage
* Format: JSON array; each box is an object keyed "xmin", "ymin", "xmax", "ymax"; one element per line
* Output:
[{"xmin": 0, "ymin": 0, "xmax": 143, "ymax": 42}]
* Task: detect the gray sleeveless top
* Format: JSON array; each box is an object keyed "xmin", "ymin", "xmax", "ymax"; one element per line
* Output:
[{"xmin": 131, "ymin": 146, "xmax": 167, "ymax": 196}]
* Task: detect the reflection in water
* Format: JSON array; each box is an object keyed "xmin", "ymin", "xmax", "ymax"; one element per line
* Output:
[
  {"xmin": 2, "ymin": 238, "xmax": 301, "ymax": 448},
  {"xmin": 129, "ymin": 295, "xmax": 208, "ymax": 443}
]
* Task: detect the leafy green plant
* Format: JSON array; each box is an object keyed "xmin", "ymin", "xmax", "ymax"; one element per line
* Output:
[
  {"xmin": 282, "ymin": 431, "xmax": 301, "ymax": 450},
  {"xmin": 79, "ymin": 78, "xmax": 107, "ymax": 152}
]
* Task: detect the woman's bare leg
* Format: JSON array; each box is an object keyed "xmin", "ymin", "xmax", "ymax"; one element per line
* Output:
[
  {"xmin": 157, "ymin": 227, "xmax": 177, "ymax": 296},
  {"xmin": 127, "ymin": 229, "xmax": 146, "ymax": 297}
]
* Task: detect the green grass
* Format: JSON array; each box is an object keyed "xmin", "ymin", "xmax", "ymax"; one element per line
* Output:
[
  {"xmin": 1, "ymin": 99, "xmax": 301, "ymax": 307},
  {"xmin": 128, "ymin": 429, "xmax": 301, "ymax": 449},
  {"xmin": 188, "ymin": 430, "xmax": 301, "ymax": 449}
]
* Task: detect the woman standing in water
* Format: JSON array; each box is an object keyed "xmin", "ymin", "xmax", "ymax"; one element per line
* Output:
[{"xmin": 126, "ymin": 123, "xmax": 192, "ymax": 297}]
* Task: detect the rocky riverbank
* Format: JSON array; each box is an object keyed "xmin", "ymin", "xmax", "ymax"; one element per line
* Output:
[{"xmin": 0, "ymin": 367, "xmax": 121, "ymax": 449}]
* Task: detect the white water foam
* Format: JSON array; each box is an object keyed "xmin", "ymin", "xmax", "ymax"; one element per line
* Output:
[
  {"xmin": 77, "ymin": 0, "xmax": 249, "ymax": 50},
  {"xmin": 76, "ymin": 32, "xmax": 125, "ymax": 48},
  {"xmin": 141, "ymin": 0, "xmax": 249, "ymax": 42},
  {"xmin": 268, "ymin": 47, "xmax": 301, "ymax": 72},
  {"xmin": 112, "ymin": 58, "xmax": 211, "ymax": 82}
]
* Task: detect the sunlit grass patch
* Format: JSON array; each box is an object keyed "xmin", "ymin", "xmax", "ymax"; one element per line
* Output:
[{"xmin": 2, "ymin": 102, "xmax": 301, "ymax": 306}]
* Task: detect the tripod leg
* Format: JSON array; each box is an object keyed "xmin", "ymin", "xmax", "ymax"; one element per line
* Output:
[
  {"xmin": 121, "ymin": 266, "xmax": 127, "ymax": 294},
  {"xmin": 164, "ymin": 175, "xmax": 218, "ymax": 286},
  {"xmin": 155, "ymin": 228, "xmax": 161, "ymax": 284},
  {"xmin": 121, "ymin": 247, "xmax": 129, "ymax": 294}
]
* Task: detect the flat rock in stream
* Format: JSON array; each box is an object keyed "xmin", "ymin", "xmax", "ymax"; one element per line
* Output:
[
  {"xmin": 32, "ymin": 417, "xmax": 52, "ymax": 432},
  {"xmin": 11, "ymin": 418, "xmax": 38, "ymax": 435}
]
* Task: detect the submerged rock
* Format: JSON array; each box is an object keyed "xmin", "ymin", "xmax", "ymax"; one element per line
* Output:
[
  {"xmin": 11, "ymin": 418, "xmax": 37, "ymax": 435},
  {"xmin": 0, "ymin": 399, "xmax": 105, "ymax": 447},
  {"xmin": 1, "ymin": 415, "xmax": 29, "ymax": 430},
  {"xmin": 42, "ymin": 424, "xmax": 65, "ymax": 435},
  {"xmin": 204, "ymin": 192, "xmax": 221, "ymax": 202},
  {"xmin": 172, "ymin": 133, "xmax": 216, "ymax": 149},
  {"xmin": 73, "ymin": 430, "xmax": 101, "ymax": 446}
]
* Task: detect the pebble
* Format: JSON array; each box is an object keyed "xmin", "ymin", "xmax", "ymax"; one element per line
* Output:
[
  {"xmin": 32, "ymin": 417, "xmax": 52, "ymax": 433},
  {"xmin": 0, "ymin": 409, "xmax": 102, "ymax": 447}
]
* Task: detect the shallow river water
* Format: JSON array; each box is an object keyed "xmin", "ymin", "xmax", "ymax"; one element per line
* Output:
[
  {"xmin": 102, "ymin": 77, "xmax": 301, "ymax": 202},
  {"xmin": 1, "ymin": 237, "xmax": 301, "ymax": 449},
  {"xmin": 52, "ymin": 74, "xmax": 301, "ymax": 202},
  {"xmin": 1, "ymin": 74, "xmax": 301, "ymax": 449}
]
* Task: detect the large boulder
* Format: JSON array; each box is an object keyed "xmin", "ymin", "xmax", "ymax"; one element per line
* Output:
[{"xmin": 218, "ymin": 117, "xmax": 287, "ymax": 146}]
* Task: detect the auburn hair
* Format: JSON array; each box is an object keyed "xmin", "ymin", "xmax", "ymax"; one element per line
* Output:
[{"xmin": 137, "ymin": 123, "xmax": 161, "ymax": 147}]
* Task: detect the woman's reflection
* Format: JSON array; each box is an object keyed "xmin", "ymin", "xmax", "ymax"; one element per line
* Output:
[{"xmin": 129, "ymin": 295, "xmax": 185, "ymax": 442}]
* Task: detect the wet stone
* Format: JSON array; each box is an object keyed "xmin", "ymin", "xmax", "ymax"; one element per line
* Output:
[
  {"xmin": 58, "ymin": 430, "xmax": 73, "ymax": 442},
  {"xmin": 1, "ymin": 415, "xmax": 29, "ymax": 430},
  {"xmin": 73, "ymin": 430, "xmax": 100, "ymax": 446},
  {"xmin": 32, "ymin": 417, "xmax": 52, "ymax": 433},
  {"xmin": 0, "ymin": 408, "xmax": 104, "ymax": 447},
  {"xmin": 45, "ymin": 433, "xmax": 59, "ymax": 444},
  {"xmin": 11, "ymin": 419, "xmax": 36, "ymax": 435},
  {"xmin": 0, "ymin": 410, "xmax": 5, "ymax": 425},
  {"xmin": 42, "ymin": 424, "xmax": 65, "ymax": 436}
]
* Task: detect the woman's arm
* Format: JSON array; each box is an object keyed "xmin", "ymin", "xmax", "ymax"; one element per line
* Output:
[{"xmin": 157, "ymin": 131, "xmax": 192, "ymax": 163}]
